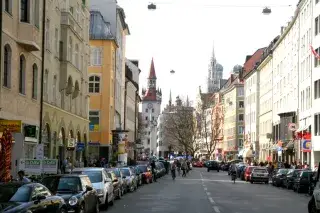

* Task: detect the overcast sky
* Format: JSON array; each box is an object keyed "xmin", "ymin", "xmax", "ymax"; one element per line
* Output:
[{"xmin": 116, "ymin": 0, "xmax": 297, "ymax": 108}]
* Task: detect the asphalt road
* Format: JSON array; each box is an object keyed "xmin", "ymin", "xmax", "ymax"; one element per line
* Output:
[{"xmin": 103, "ymin": 168, "xmax": 310, "ymax": 213}]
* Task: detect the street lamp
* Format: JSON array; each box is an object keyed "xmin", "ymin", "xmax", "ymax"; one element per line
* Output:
[
  {"xmin": 148, "ymin": 3, "xmax": 157, "ymax": 10},
  {"xmin": 262, "ymin": 7, "xmax": 272, "ymax": 15}
]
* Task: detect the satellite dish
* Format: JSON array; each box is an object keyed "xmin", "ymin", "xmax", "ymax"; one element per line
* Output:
[
  {"xmin": 262, "ymin": 7, "xmax": 272, "ymax": 15},
  {"xmin": 148, "ymin": 3, "xmax": 157, "ymax": 10}
]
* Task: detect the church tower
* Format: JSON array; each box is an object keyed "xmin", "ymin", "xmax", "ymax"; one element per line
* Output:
[{"xmin": 141, "ymin": 58, "xmax": 162, "ymax": 157}]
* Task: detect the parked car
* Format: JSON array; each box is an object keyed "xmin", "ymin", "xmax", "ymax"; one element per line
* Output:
[
  {"xmin": 106, "ymin": 170, "xmax": 122, "ymax": 199},
  {"xmin": 193, "ymin": 161, "xmax": 203, "ymax": 167},
  {"xmin": 105, "ymin": 167, "xmax": 127, "ymax": 195},
  {"xmin": 293, "ymin": 170, "xmax": 314, "ymax": 193},
  {"xmin": 272, "ymin": 169, "xmax": 290, "ymax": 187},
  {"xmin": 137, "ymin": 164, "xmax": 153, "ymax": 184},
  {"xmin": 250, "ymin": 167, "xmax": 269, "ymax": 184},
  {"xmin": 0, "ymin": 182, "xmax": 67, "ymax": 213},
  {"xmin": 206, "ymin": 160, "xmax": 220, "ymax": 172},
  {"xmin": 120, "ymin": 167, "xmax": 138, "ymax": 192},
  {"xmin": 42, "ymin": 174, "xmax": 100, "ymax": 213},
  {"xmin": 132, "ymin": 166, "xmax": 143, "ymax": 186},
  {"xmin": 244, "ymin": 166, "xmax": 257, "ymax": 182},
  {"xmin": 72, "ymin": 167, "xmax": 114, "ymax": 207},
  {"xmin": 283, "ymin": 169, "xmax": 303, "ymax": 189}
]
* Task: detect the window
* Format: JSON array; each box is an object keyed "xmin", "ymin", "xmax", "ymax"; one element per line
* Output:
[
  {"xmin": 237, "ymin": 87, "xmax": 244, "ymax": 96},
  {"xmin": 152, "ymin": 109, "xmax": 154, "ymax": 113},
  {"xmin": 238, "ymin": 114, "xmax": 244, "ymax": 121},
  {"xmin": 44, "ymin": 70, "xmax": 49, "ymax": 101},
  {"xmin": 152, "ymin": 116, "xmax": 154, "ymax": 121},
  {"xmin": 32, "ymin": 64, "xmax": 38, "ymax": 99},
  {"xmin": 90, "ymin": 47, "xmax": 102, "ymax": 66},
  {"xmin": 89, "ymin": 111, "xmax": 100, "ymax": 131},
  {"xmin": 53, "ymin": 75, "xmax": 57, "ymax": 103},
  {"xmin": 20, "ymin": 0, "xmax": 29, "ymax": 22},
  {"xmin": 75, "ymin": 44, "xmax": 79, "ymax": 69},
  {"xmin": 147, "ymin": 139, "xmax": 150, "ymax": 145},
  {"xmin": 3, "ymin": 45, "xmax": 11, "ymax": 88},
  {"xmin": 45, "ymin": 19, "xmax": 50, "ymax": 49},
  {"xmin": 4, "ymin": 0, "xmax": 12, "ymax": 14},
  {"xmin": 315, "ymin": 79, "xmax": 320, "ymax": 99},
  {"xmin": 145, "ymin": 109, "xmax": 148, "ymax": 113},
  {"xmin": 238, "ymin": 139, "xmax": 244, "ymax": 147},
  {"xmin": 88, "ymin": 76, "xmax": 100, "ymax": 93},
  {"xmin": 19, "ymin": 55, "xmax": 26, "ymax": 94},
  {"xmin": 68, "ymin": 37, "xmax": 73, "ymax": 62},
  {"xmin": 238, "ymin": 126, "xmax": 244, "ymax": 134},
  {"xmin": 33, "ymin": 0, "xmax": 39, "ymax": 27},
  {"xmin": 54, "ymin": 28, "xmax": 59, "ymax": 54},
  {"xmin": 315, "ymin": 114, "xmax": 320, "ymax": 136},
  {"xmin": 239, "ymin": 101, "xmax": 244, "ymax": 108},
  {"xmin": 145, "ymin": 116, "xmax": 148, "ymax": 120}
]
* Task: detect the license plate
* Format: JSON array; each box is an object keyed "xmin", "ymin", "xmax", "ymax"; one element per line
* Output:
[{"xmin": 256, "ymin": 174, "xmax": 264, "ymax": 177}]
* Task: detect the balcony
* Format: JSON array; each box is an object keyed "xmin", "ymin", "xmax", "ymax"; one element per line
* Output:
[
  {"xmin": 17, "ymin": 22, "xmax": 41, "ymax": 52},
  {"xmin": 61, "ymin": 11, "xmax": 83, "ymax": 40}
]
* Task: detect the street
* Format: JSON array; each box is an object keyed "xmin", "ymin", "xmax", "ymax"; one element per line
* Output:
[{"xmin": 104, "ymin": 168, "xmax": 309, "ymax": 213}]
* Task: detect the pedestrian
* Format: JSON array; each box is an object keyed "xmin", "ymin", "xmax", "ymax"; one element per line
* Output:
[
  {"xmin": 164, "ymin": 160, "xmax": 169, "ymax": 174},
  {"xmin": 17, "ymin": 170, "xmax": 31, "ymax": 183},
  {"xmin": 151, "ymin": 159, "xmax": 157, "ymax": 182},
  {"xmin": 181, "ymin": 160, "xmax": 187, "ymax": 177}
]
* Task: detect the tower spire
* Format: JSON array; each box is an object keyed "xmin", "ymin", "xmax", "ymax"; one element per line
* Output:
[
  {"xmin": 148, "ymin": 58, "xmax": 156, "ymax": 79},
  {"xmin": 186, "ymin": 95, "xmax": 190, "ymax": 107},
  {"xmin": 169, "ymin": 89, "xmax": 172, "ymax": 106}
]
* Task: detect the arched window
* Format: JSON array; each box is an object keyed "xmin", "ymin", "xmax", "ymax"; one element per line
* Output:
[
  {"xmin": 44, "ymin": 70, "xmax": 49, "ymax": 101},
  {"xmin": 68, "ymin": 37, "xmax": 73, "ymax": 62},
  {"xmin": 75, "ymin": 44, "xmax": 79, "ymax": 69},
  {"xmin": 89, "ymin": 75, "xmax": 100, "ymax": 93},
  {"xmin": 3, "ymin": 45, "xmax": 11, "ymax": 88},
  {"xmin": 45, "ymin": 19, "xmax": 50, "ymax": 49},
  {"xmin": 32, "ymin": 64, "xmax": 38, "ymax": 99},
  {"xmin": 19, "ymin": 55, "xmax": 26, "ymax": 94}
]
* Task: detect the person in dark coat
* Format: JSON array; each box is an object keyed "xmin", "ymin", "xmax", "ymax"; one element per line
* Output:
[{"xmin": 151, "ymin": 160, "xmax": 157, "ymax": 182}]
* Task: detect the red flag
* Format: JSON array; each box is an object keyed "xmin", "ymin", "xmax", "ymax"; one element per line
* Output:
[{"xmin": 311, "ymin": 45, "xmax": 320, "ymax": 59}]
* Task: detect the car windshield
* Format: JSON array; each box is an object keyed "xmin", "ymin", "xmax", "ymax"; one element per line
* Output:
[
  {"xmin": 55, "ymin": 177, "xmax": 82, "ymax": 192},
  {"xmin": 73, "ymin": 171, "xmax": 102, "ymax": 183},
  {"xmin": 138, "ymin": 166, "xmax": 148, "ymax": 173},
  {"xmin": 121, "ymin": 168, "xmax": 131, "ymax": 177},
  {"xmin": 254, "ymin": 169, "xmax": 267, "ymax": 173},
  {"xmin": 0, "ymin": 184, "xmax": 31, "ymax": 202},
  {"xmin": 278, "ymin": 169, "xmax": 289, "ymax": 174},
  {"xmin": 112, "ymin": 169, "xmax": 121, "ymax": 177}
]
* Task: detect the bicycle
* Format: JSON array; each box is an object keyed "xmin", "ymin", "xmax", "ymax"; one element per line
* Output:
[{"xmin": 231, "ymin": 171, "xmax": 236, "ymax": 183}]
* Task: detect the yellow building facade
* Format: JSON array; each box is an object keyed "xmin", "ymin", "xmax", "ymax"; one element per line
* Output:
[{"xmin": 88, "ymin": 11, "xmax": 118, "ymax": 158}]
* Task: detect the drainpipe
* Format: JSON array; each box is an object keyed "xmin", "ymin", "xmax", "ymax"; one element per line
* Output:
[
  {"xmin": 0, "ymin": 0, "xmax": 2, "ymax": 84},
  {"xmin": 123, "ymin": 80, "xmax": 128, "ymax": 130},
  {"xmin": 39, "ymin": 0, "xmax": 46, "ymax": 144}
]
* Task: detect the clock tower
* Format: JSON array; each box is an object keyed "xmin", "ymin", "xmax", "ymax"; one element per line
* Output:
[{"xmin": 141, "ymin": 58, "xmax": 162, "ymax": 157}]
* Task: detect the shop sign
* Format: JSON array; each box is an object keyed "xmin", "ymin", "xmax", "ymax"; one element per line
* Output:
[
  {"xmin": 0, "ymin": 120, "xmax": 22, "ymax": 133},
  {"xmin": 301, "ymin": 139, "xmax": 311, "ymax": 152},
  {"xmin": 19, "ymin": 159, "xmax": 58, "ymax": 175},
  {"xmin": 67, "ymin": 138, "xmax": 75, "ymax": 148}
]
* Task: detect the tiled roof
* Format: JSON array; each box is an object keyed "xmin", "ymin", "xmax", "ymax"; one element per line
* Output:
[
  {"xmin": 243, "ymin": 48, "xmax": 266, "ymax": 75},
  {"xmin": 148, "ymin": 58, "xmax": 156, "ymax": 79},
  {"xmin": 142, "ymin": 88, "xmax": 157, "ymax": 101}
]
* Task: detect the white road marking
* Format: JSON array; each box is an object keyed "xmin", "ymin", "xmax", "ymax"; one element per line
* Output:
[
  {"xmin": 208, "ymin": 197, "xmax": 215, "ymax": 204},
  {"xmin": 213, "ymin": 206, "xmax": 221, "ymax": 213},
  {"xmin": 206, "ymin": 192, "xmax": 211, "ymax": 196},
  {"xmin": 204, "ymin": 187, "xmax": 208, "ymax": 191}
]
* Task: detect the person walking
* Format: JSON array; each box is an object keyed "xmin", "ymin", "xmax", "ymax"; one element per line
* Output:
[
  {"xmin": 17, "ymin": 170, "xmax": 31, "ymax": 183},
  {"xmin": 182, "ymin": 160, "xmax": 187, "ymax": 177},
  {"xmin": 151, "ymin": 159, "xmax": 157, "ymax": 182}
]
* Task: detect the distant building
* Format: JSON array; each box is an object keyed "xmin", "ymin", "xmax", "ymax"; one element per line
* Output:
[{"xmin": 207, "ymin": 44, "xmax": 224, "ymax": 93}]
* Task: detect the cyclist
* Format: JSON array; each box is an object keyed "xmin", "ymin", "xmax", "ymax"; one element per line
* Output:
[{"xmin": 230, "ymin": 163, "xmax": 237, "ymax": 182}]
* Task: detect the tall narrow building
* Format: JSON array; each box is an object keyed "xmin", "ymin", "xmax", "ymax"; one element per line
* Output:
[
  {"xmin": 141, "ymin": 59, "xmax": 162, "ymax": 157},
  {"xmin": 207, "ymin": 44, "xmax": 224, "ymax": 92}
]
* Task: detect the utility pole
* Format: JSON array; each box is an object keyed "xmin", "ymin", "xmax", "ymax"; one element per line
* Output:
[{"xmin": 39, "ymin": 0, "xmax": 46, "ymax": 144}]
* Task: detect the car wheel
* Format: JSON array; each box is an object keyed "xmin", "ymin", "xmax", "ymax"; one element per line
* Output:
[{"xmin": 265, "ymin": 181, "xmax": 268, "ymax": 184}]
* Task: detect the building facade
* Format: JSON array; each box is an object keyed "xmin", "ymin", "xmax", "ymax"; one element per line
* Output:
[
  {"xmin": 257, "ymin": 38, "xmax": 278, "ymax": 162},
  {"xmin": 88, "ymin": 10, "xmax": 118, "ymax": 159},
  {"xmin": 124, "ymin": 59, "xmax": 140, "ymax": 160},
  {"xmin": 211, "ymin": 92, "xmax": 224, "ymax": 161},
  {"xmin": 243, "ymin": 48, "xmax": 265, "ymax": 161},
  {"xmin": 2, "ymin": 0, "xmax": 44, "ymax": 175},
  {"xmin": 91, "ymin": 0, "xmax": 130, "ymax": 130},
  {"xmin": 141, "ymin": 59, "xmax": 162, "ymax": 157},
  {"xmin": 221, "ymin": 75, "xmax": 244, "ymax": 161}
]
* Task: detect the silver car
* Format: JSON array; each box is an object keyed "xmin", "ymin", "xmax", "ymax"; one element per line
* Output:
[
  {"xmin": 120, "ymin": 167, "xmax": 138, "ymax": 192},
  {"xmin": 250, "ymin": 167, "xmax": 269, "ymax": 184},
  {"xmin": 72, "ymin": 167, "xmax": 114, "ymax": 207}
]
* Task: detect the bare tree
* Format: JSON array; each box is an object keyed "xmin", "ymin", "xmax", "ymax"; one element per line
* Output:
[
  {"xmin": 164, "ymin": 101, "xmax": 200, "ymax": 156},
  {"xmin": 197, "ymin": 94, "xmax": 224, "ymax": 159}
]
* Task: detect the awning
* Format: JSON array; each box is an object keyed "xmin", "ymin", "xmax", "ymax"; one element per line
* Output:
[
  {"xmin": 237, "ymin": 149, "xmax": 245, "ymax": 157},
  {"xmin": 243, "ymin": 149, "xmax": 254, "ymax": 158}
]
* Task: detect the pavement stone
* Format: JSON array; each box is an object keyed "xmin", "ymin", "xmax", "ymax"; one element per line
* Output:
[{"xmin": 102, "ymin": 168, "xmax": 310, "ymax": 213}]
